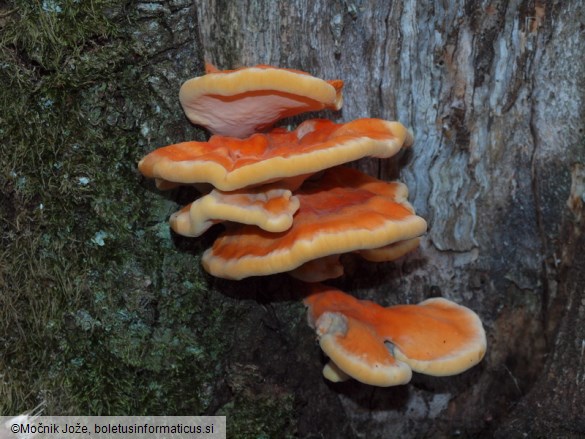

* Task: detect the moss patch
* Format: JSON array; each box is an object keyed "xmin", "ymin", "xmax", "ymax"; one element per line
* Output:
[
  {"xmin": 0, "ymin": 1, "xmax": 301, "ymax": 434},
  {"xmin": 0, "ymin": 0, "xmax": 234, "ymax": 415},
  {"xmin": 218, "ymin": 359, "xmax": 297, "ymax": 439}
]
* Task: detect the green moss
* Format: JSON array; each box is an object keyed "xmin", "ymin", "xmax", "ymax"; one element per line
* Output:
[{"xmin": 0, "ymin": 0, "xmax": 231, "ymax": 415}]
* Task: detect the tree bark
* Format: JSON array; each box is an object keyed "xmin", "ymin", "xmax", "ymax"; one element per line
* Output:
[
  {"xmin": 190, "ymin": 1, "xmax": 585, "ymax": 437},
  {"xmin": 2, "ymin": 0, "xmax": 580, "ymax": 436}
]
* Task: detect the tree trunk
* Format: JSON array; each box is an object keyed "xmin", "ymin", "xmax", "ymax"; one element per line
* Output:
[
  {"xmin": 192, "ymin": 1, "xmax": 584, "ymax": 437},
  {"xmin": 1, "ymin": 0, "xmax": 583, "ymax": 437}
]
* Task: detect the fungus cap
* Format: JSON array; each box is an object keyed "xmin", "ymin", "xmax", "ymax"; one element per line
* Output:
[
  {"xmin": 357, "ymin": 237, "xmax": 421, "ymax": 262},
  {"xmin": 291, "ymin": 237, "xmax": 423, "ymax": 282},
  {"xmin": 179, "ymin": 64, "xmax": 343, "ymax": 137},
  {"xmin": 304, "ymin": 285, "xmax": 487, "ymax": 386},
  {"xmin": 322, "ymin": 360, "xmax": 351, "ymax": 383},
  {"xmin": 315, "ymin": 311, "xmax": 413, "ymax": 386},
  {"xmin": 289, "ymin": 254, "xmax": 344, "ymax": 283},
  {"xmin": 138, "ymin": 118, "xmax": 413, "ymax": 191},
  {"xmin": 170, "ymin": 187, "xmax": 300, "ymax": 237},
  {"xmin": 202, "ymin": 166, "xmax": 427, "ymax": 279}
]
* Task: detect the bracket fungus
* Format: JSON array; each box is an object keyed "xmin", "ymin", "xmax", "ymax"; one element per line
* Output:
[
  {"xmin": 357, "ymin": 237, "xmax": 422, "ymax": 262},
  {"xmin": 138, "ymin": 118, "xmax": 413, "ymax": 191},
  {"xmin": 201, "ymin": 166, "xmax": 427, "ymax": 280},
  {"xmin": 169, "ymin": 187, "xmax": 300, "ymax": 237},
  {"xmin": 138, "ymin": 63, "xmax": 487, "ymax": 389},
  {"xmin": 179, "ymin": 64, "xmax": 344, "ymax": 138},
  {"xmin": 290, "ymin": 237, "xmax": 422, "ymax": 282},
  {"xmin": 304, "ymin": 284, "xmax": 487, "ymax": 387}
]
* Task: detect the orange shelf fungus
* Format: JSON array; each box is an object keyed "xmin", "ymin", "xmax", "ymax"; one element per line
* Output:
[
  {"xmin": 138, "ymin": 63, "xmax": 488, "ymax": 391},
  {"xmin": 170, "ymin": 187, "xmax": 300, "ymax": 237},
  {"xmin": 138, "ymin": 118, "xmax": 413, "ymax": 191},
  {"xmin": 201, "ymin": 167, "xmax": 427, "ymax": 280},
  {"xmin": 290, "ymin": 237, "xmax": 422, "ymax": 282},
  {"xmin": 179, "ymin": 64, "xmax": 343, "ymax": 138},
  {"xmin": 289, "ymin": 255, "xmax": 345, "ymax": 283},
  {"xmin": 356, "ymin": 237, "xmax": 422, "ymax": 262},
  {"xmin": 304, "ymin": 284, "xmax": 487, "ymax": 387}
]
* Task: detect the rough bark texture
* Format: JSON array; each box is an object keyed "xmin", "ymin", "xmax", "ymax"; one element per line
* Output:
[{"xmin": 191, "ymin": 1, "xmax": 584, "ymax": 437}]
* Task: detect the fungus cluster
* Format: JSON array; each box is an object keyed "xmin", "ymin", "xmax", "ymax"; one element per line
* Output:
[
  {"xmin": 305, "ymin": 284, "xmax": 486, "ymax": 386},
  {"xmin": 138, "ymin": 64, "xmax": 486, "ymax": 387}
]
